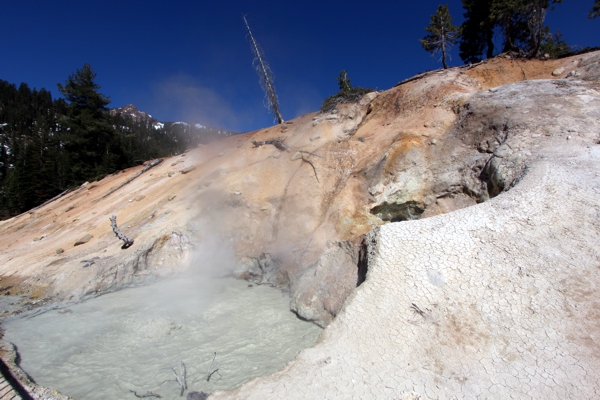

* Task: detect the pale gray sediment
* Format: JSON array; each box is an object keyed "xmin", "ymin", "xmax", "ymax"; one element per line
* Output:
[{"xmin": 3, "ymin": 278, "xmax": 321, "ymax": 400}]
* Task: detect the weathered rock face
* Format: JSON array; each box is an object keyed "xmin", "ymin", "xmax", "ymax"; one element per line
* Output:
[
  {"xmin": 210, "ymin": 55, "xmax": 600, "ymax": 399},
  {"xmin": 1, "ymin": 51, "xmax": 600, "ymax": 397},
  {"xmin": 289, "ymin": 238, "xmax": 366, "ymax": 327}
]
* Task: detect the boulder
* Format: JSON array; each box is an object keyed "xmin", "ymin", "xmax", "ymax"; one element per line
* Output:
[{"xmin": 73, "ymin": 234, "xmax": 93, "ymax": 246}]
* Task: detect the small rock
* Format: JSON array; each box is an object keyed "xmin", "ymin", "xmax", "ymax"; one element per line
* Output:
[
  {"xmin": 33, "ymin": 236, "xmax": 44, "ymax": 242},
  {"xmin": 180, "ymin": 165, "xmax": 196, "ymax": 174},
  {"xmin": 218, "ymin": 152, "xmax": 225, "ymax": 157},
  {"xmin": 567, "ymin": 136, "xmax": 572, "ymax": 140},
  {"xmin": 134, "ymin": 195, "xmax": 145, "ymax": 202},
  {"xmin": 310, "ymin": 135, "xmax": 321, "ymax": 141},
  {"xmin": 168, "ymin": 171, "xmax": 176, "ymax": 177},
  {"xmin": 64, "ymin": 205, "xmax": 75, "ymax": 212},
  {"xmin": 168, "ymin": 195, "xmax": 177, "ymax": 201},
  {"xmin": 552, "ymin": 67, "xmax": 564, "ymax": 77},
  {"xmin": 430, "ymin": 139, "xmax": 437, "ymax": 145},
  {"xmin": 56, "ymin": 248, "xmax": 64, "ymax": 254},
  {"xmin": 331, "ymin": 109, "xmax": 338, "ymax": 114},
  {"xmin": 489, "ymin": 87, "xmax": 499, "ymax": 93},
  {"xmin": 187, "ymin": 392, "xmax": 209, "ymax": 400},
  {"xmin": 325, "ymin": 356, "xmax": 332, "ymax": 364},
  {"xmin": 424, "ymin": 123, "xmax": 430, "ymax": 127},
  {"xmin": 325, "ymin": 115, "xmax": 339, "ymax": 120},
  {"xmin": 494, "ymin": 144, "xmax": 511, "ymax": 158},
  {"xmin": 291, "ymin": 152, "xmax": 302, "ymax": 161},
  {"xmin": 74, "ymin": 234, "xmax": 93, "ymax": 247},
  {"xmin": 358, "ymin": 137, "xmax": 366, "ymax": 142}
]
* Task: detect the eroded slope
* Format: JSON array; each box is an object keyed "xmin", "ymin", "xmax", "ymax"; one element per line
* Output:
[{"xmin": 211, "ymin": 58, "xmax": 600, "ymax": 399}]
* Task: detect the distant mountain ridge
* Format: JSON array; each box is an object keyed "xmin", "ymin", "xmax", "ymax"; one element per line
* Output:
[{"xmin": 110, "ymin": 104, "xmax": 235, "ymax": 140}]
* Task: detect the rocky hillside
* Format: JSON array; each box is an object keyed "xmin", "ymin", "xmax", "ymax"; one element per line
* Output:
[{"xmin": 1, "ymin": 51, "xmax": 599, "ymax": 398}]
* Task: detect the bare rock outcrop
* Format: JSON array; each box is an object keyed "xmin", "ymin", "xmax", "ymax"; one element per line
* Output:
[
  {"xmin": 289, "ymin": 238, "xmax": 367, "ymax": 327},
  {"xmin": 210, "ymin": 56, "xmax": 600, "ymax": 399}
]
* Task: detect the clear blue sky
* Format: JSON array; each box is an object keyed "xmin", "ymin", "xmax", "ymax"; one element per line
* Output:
[{"xmin": 1, "ymin": 1, "xmax": 598, "ymax": 132}]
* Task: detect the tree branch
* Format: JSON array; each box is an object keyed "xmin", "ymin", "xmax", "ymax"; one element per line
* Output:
[
  {"xmin": 110, "ymin": 215, "xmax": 134, "ymax": 249},
  {"xmin": 251, "ymin": 139, "xmax": 291, "ymax": 152}
]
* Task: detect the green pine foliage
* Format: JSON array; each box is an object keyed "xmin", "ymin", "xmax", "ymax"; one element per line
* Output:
[
  {"xmin": 459, "ymin": 0, "xmax": 496, "ymax": 63},
  {"xmin": 57, "ymin": 64, "xmax": 125, "ymax": 182},
  {"xmin": 0, "ymin": 64, "xmax": 230, "ymax": 218},
  {"xmin": 539, "ymin": 29, "xmax": 572, "ymax": 58},
  {"xmin": 420, "ymin": 4, "xmax": 460, "ymax": 69},
  {"xmin": 591, "ymin": 0, "xmax": 600, "ymax": 18},
  {"xmin": 321, "ymin": 70, "xmax": 374, "ymax": 113},
  {"xmin": 459, "ymin": 0, "xmax": 564, "ymax": 62}
]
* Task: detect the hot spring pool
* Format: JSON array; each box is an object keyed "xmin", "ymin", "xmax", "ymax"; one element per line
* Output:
[{"xmin": 2, "ymin": 277, "xmax": 322, "ymax": 399}]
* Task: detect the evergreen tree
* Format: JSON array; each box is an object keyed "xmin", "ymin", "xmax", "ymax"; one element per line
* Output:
[
  {"xmin": 459, "ymin": 0, "xmax": 563, "ymax": 61},
  {"xmin": 460, "ymin": 0, "xmax": 496, "ymax": 63},
  {"xmin": 591, "ymin": 0, "xmax": 600, "ymax": 18},
  {"xmin": 420, "ymin": 4, "xmax": 461, "ymax": 69},
  {"xmin": 337, "ymin": 70, "xmax": 352, "ymax": 93},
  {"xmin": 321, "ymin": 70, "xmax": 374, "ymax": 112},
  {"xmin": 57, "ymin": 63, "xmax": 123, "ymax": 182},
  {"xmin": 539, "ymin": 29, "xmax": 571, "ymax": 58}
]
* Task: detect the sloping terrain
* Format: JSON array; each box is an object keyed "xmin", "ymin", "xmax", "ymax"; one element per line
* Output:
[
  {"xmin": 213, "ymin": 72, "xmax": 600, "ymax": 399},
  {"xmin": 0, "ymin": 51, "xmax": 599, "ymax": 398}
]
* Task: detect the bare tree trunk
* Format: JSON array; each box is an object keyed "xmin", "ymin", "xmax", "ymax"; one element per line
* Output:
[
  {"xmin": 243, "ymin": 15, "xmax": 284, "ymax": 124},
  {"xmin": 528, "ymin": 2, "xmax": 547, "ymax": 58},
  {"xmin": 441, "ymin": 26, "xmax": 448, "ymax": 69}
]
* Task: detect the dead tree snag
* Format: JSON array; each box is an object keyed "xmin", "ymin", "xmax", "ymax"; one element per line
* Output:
[{"xmin": 110, "ymin": 215, "xmax": 134, "ymax": 249}]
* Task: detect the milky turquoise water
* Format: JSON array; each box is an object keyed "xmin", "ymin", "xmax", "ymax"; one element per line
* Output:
[{"xmin": 3, "ymin": 277, "xmax": 321, "ymax": 399}]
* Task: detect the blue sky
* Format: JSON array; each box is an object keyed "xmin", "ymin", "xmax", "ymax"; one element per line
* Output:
[{"xmin": 1, "ymin": 1, "xmax": 598, "ymax": 132}]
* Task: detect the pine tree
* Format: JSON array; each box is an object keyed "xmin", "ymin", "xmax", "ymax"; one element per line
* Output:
[
  {"xmin": 420, "ymin": 5, "xmax": 460, "ymax": 69},
  {"xmin": 460, "ymin": 0, "xmax": 495, "ymax": 63},
  {"xmin": 57, "ymin": 64, "xmax": 121, "ymax": 182},
  {"xmin": 539, "ymin": 29, "xmax": 571, "ymax": 58},
  {"xmin": 337, "ymin": 70, "xmax": 352, "ymax": 93},
  {"xmin": 591, "ymin": 0, "xmax": 600, "ymax": 18},
  {"xmin": 459, "ymin": 0, "xmax": 563, "ymax": 61}
]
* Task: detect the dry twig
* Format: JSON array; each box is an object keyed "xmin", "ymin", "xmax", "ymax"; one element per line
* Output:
[
  {"xmin": 129, "ymin": 390, "xmax": 162, "ymax": 398},
  {"xmin": 298, "ymin": 150, "xmax": 324, "ymax": 158},
  {"xmin": 300, "ymin": 156, "xmax": 319, "ymax": 183},
  {"xmin": 251, "ymin": 139, "xmax": 291, "ymax": 152},
  {"xmin": 206, "ymin": 352, "xmax": 219, "ymax": 382},
  {"xmin": 410, "ymin": 303, "xmax": 426, "ymax": 318}
]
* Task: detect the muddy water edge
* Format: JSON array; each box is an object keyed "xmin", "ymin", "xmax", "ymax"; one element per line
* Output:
[{"xmin": 1, "ymin": 277, "xmax": 322, "ymax": 399}]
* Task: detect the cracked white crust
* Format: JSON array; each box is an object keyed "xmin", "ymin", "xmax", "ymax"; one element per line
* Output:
[{"xmin": 212, "ymin": 127, "xmax": 600, "ymax": 398}]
